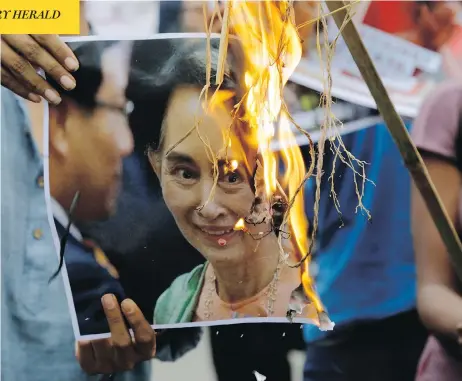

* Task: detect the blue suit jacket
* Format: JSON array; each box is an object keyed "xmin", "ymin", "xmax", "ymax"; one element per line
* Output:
[{"xmin": 55, "ymin": 220, "xmax": 126, "ymax": 336}]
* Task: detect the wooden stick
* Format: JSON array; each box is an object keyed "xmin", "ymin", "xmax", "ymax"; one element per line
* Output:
[
  {"xmin": 216, "ymin": 0, "xmax": 232, "ymax": 85},
  {"xmin": 325, "ymin": 1, "xmax": 462, "ymax": 280}
]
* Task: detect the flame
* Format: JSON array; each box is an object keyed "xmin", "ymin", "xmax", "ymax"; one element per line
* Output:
[
  {"xmin": 230, "ymin": 159, "xmax": 238, "ymax": 171},
  {"xmin": 228, "ymin": 1, "xmax": 324, "ymax": 314},
  {"xmin": 233, "ymin": 217, "xmax": 246, "ymax": 231},
  {"xmin": 223, "ymin": 159, "xmax": 239, "ymax": 175}
]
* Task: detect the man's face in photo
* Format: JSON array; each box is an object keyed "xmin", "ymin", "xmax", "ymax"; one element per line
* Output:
[{"xmin": 50, "ymin": 41, "xmax": 134, "ymax": 221}]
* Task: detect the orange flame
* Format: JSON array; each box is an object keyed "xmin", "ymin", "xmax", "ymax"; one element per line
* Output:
[
  {"xmin": 233, "ymin": 218, "xmax": 247, "ymax": 231},
  {"xmin": 230, "ymin": 160, "xmax": 238, "ymax": 170},
  {"xmin": 228, "ymin": 0, "xmax": 324, "ymax": 314}
]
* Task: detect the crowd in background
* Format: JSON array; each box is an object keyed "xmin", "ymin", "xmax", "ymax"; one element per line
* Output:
[{"xmin": 2, "ymin": 1, "xmax": 462, "ymax": 381}]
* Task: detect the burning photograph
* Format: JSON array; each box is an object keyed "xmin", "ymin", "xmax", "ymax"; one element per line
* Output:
[{"xmin": 45, "ymin": 3, "xmax": 333, "ymax": 340}]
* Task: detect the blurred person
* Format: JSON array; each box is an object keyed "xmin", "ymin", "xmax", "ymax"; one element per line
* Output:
[
  {"xmin": 0, "ymin": 6, "xmax": 130, "ymax": 380},
  {"xmin": 1, "ymin": 40, "xmax": 152, "ymax": 381},
  {"xmin": 180, "ymin": 0, "xmax": 316, "ymax": 54},
  {"xmin": 85, "ymin": 1, "xmax": 159, "ymax": 35},
  {"xmin": 1, "ymin": 27, "xmax": 158, "ymax": 379},
  {"xmin": 47, "ymin": 40, "xmax": 136, "ymax": 335},
  {"xmin": 84, "ymin": 1, "xmax": 183, "ymax": 35},
  {"xmin": 365, "ymin": 1, "xmax": 461, "ymax": 52},
  {"xmin": 363, "ymin": 1, "xmax": 462, "ymax": 80},
  {"xmin": 158, "ymin": 1, "xmax": 183, "ymax": 33},
  {"xmin": 302, "ymin": 119, "xmax": 428, "ymax": 381},
  {"xmin": 400, "ymin": 1, "xmax": 461, "ymax": 52},
  {"xmin": 412, "ymin": 82, "xmax": 462, "ymax": 380},
  {"xmin": 180, "ymin": 1, "xmax": 223, "ymax": 34},
  {"xmin": 1, "ymin": 3, "xmax": 198, "ymax": 380}
]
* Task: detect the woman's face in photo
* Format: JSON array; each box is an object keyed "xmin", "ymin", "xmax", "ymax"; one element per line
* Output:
[{"xmin": 152, "ymin": 86, "xmax": 264, "ymax": 264}]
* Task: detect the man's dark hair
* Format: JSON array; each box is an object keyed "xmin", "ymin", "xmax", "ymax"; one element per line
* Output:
[{"xmin": 48, "ymin": 40, "xmax": 117, "ymax": 109}]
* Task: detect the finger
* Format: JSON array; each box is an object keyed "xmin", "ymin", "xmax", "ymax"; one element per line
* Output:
[
  {"xmin": 31, "ymin": 34, "xmax": 79, "ymax": 71},
  {"xmin": 1, "ymin": 67, "xmax": 41, "ymax": 102},
  {"xmin": 76, "ymin": 340, "xmax": 98, "ymax": 374},
  {"xmin": 102, "ymin": 294, "xmax": 136, "ymax": 371},
  {"xmin": 1, "ymin": 40, "xmax": 61, "ymax": 104},
  {"xmin": 121, "ymin": 299, "xmax": 156, "ymax": 360},
  {"xmin": 91, "ymin": 339, "xmax": 115, "ymax": 374},
  {"xmin": 3, "ymin": 35, "xmax": 76, "ymax": 91},
  {"xmin": 457, "ymin": 324, "xmax": 462, "ymax": 336}
]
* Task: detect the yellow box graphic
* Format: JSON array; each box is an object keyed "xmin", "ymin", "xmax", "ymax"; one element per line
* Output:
[{"xmin": 0, "ymin": 0, "xmax": 80, "ymax": 34}]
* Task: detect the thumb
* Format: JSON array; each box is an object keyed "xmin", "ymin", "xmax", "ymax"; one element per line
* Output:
[{"xmin": 456, "ymin": 324, "xmax": 462, "ymax": 342}]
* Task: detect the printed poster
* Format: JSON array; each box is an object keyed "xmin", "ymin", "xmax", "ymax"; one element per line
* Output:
[{"xmin": 44, "ymin": 35, "xmax": 333, "ymax": 339}]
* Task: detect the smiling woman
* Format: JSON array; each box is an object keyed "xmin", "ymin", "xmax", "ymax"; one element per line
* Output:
[{"xmin": 128, "ymin": 39, "xmax": 315, "ymax": 325}]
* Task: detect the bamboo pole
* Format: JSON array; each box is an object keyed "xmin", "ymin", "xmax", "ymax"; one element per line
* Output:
[
  {"xmin": 216, "ymin": 0, "xmax": 232, "ymax": 85},
  {"xmin": 325, "ymin": 1, "xmax": 462, "ymax": 281}
]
